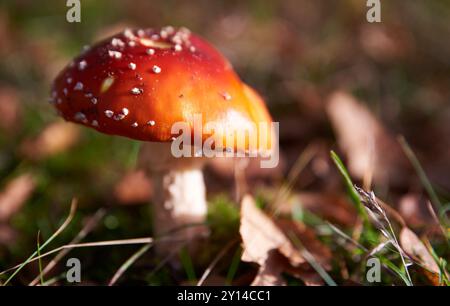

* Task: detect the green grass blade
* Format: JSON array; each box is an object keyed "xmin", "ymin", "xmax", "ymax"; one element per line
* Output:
[
  {"xmin": 226, "ymin": 247, "xmax": 242, "ymax": 285},
  {"xmin": 289, "ymin": 233, "xmax": 337, "ymax": 286},
  {"xmin": 179, "ymin": 247, "xmax": 196, "ymax": 283},
  {"xmin": 330, "ymin": 151, "xmax": 370, "ymax": 225},
  {"xmin": 398, "ymin": 136, "xmax": 443, "ymax": 212},
  {"xmin": 36, "ymin": 231, "xmax": 44, "ymax": 286},
  {"xmin": 3, "ymin": 199, "xmax": 77, "ymax": 286},
  {"xmin": 381, "ymin": 258, "xmax": 413, "ymax": 286}
]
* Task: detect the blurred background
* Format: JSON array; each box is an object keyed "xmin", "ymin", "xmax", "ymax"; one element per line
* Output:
[{"xmin": 0, "ymin": 0, "xmax": 449, "ymax": 285}]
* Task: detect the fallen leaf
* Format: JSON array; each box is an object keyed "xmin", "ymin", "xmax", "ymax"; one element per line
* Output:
[
  {"xmin": 20, "ymin": 121, "xmax": 80, "ymax": 160},
  {"xmin": 251, "ymin": 250, "xmax": 287, "ymax": 286},
  {"xmin": 0, "ymin": 174, "xmax": 35, "ymax": 222},
  {"xmin": 0, "ymin": 224, "xmax": 18, "ymax": 245},
  {"xmin": 240, "ymin": 195, "xmax": 304, "ymax": 267},
  {"xmin": 114, "ymin": 170, "xmax": 152, "ymax": 204},
  {"xmin": 326, "ymin": 91, "xmax": 406, "ymax": 184},
  {"xmin": 359, "ymin": 24, "xmax": 414, "ymax": 63},
  {"xmin": 240, "ymin": 195, "xmax": 332, "ymax": 285},
  {"xmin": 0, "ymin": 86, "xmax": 22, "ymax": 133},
  {"xmin": 0, "ymin": 11, "xmax": 14, "ymax": 56},
  {"xmin": 399, "ymin": 227, "xmax": 439, "ymax": 275},
  {"xmin": 284, "ymin": 263, "xmax": 325, "ymax": 286}
]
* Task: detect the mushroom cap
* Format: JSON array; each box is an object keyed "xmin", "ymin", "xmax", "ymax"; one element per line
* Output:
[{"xmin": 51, "ymin": 27, "xmax": 273, "ymax": 153}]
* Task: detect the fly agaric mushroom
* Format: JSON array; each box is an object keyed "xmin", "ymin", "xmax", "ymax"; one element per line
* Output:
[{"xmin": 50, "ymin": 26, "xmax": 274, "ymax": 253}]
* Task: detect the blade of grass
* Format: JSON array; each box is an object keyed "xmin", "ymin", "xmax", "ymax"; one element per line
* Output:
[
  {"xmin": 0, "ymin": 237, "xmax": 155, "ymax": 276},
  {"xmin": 424, "ymin": 239, "xmax": 449, "ymax": 285},
  {"xmin": 2, "ymin": 224, "xmax": 203, "ymax": 278},
  {"xmin": 225, "ymin": 247, "xmax": 242, "ymax": 285},
  {"xmin": 356, "ymin": 187, "xmax": 413, "ymax": 285},
  {"xmin": 197, "ymin": 238, "xmax": 238, "ymax": 286},
  {"xmin": 146, "ymin": 241, "xmax": 189, "ymax": 283},
  {"xmin": 426, "ymin": 201, "xmax": 450, "ymax": 247},
  {"xmin": 126, "ymin": 141, "xmax": 141, "ymax": 168},
  {"xmin": 271, "ymin": 144, "xmax": 317, "ymax": 214},
  {"xmin": 29, "ymin": 208, "xmax": 106, "ymax": 286},
  {"xmin": 108, "ymin": 243, "xmax": 153, "ymax": 286},
  {"xmin": 326, "ymin": 222, "xmax": 368, "ymax": 251},
  {"xmin": 3, "ymin": 198, "xmax": 78, "ymax": 286},
  {"xmin": 330, "ymin": 151, "xmax": 370, "ymax": 226},
  {"xmin": 398, "ymin": 136, "xmax": 444, "ymax": 214},
  {"xmin": 36, "ymin": 231, "xmax": 44, "ymax": 286},
  {"xmin": 289, "ymin": 232, "xmax": 337, "ymax": 286},
  {"xmin": 179, "ymin": 247, "xmax": 196, "ymax": 283},
  {"xmin": 381, "ymin": 258, "xmax": 412, "ymax": 286}
]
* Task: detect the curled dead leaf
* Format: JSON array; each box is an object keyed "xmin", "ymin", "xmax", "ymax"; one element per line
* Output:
[
  {"xmin": 0, "ymin": 224, "xmax": 17, "ymax": 245},
  {"xmin": 399, "ymin": 227, "xmax": 446, "ymax": 285},
  {"xmin": 399, "ymin": 227, "xmax": 439, "ymax": 275},
  {"xmin": 0, "ymin": 173, "xmax": 35, "ymax": 222},
  {"xmin": 20, "ymin": 121, "xmax": 80, "ymax": 160},
  {"xmin": 240, "ymin": 195, "xmax": 333, "ymax": 286},
  {"xmin": 251, "ymin": 250, "xmax": 287, "ymax": 286},
  {"xmin": 0, "ymin": 86, "xmax": 22, "ymax": 133},
  {"xmin": 359, "ymin": 24, "xmax": 414, "ymax": 63},
  {"xmin": 240, "ymin": 195, "xmax": 304, "ymax": 267},
  {"xmin": 326, "ymin": 91, "xmax": 406, "ymax": 185}
]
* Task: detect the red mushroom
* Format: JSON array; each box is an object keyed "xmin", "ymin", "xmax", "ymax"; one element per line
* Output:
[{"xmin": 50, "ymin": 26, "xmax": 274, "ymax": 253}]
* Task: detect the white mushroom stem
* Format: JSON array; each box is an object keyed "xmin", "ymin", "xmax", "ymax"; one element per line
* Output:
[{"xmin": 138, "ymin": 142, "xmax": 208, "ymax": 254}]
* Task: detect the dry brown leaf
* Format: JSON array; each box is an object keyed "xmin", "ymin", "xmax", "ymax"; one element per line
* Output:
[
  {"xmin": 399, "ymin": 227, "xmax": 439, "ymax": 275},
  {"xmin": 0, "ymin": 174, "xmax": 35, "ymax": 222},
  {"xmin": 284, "ymin": 263, "xmax": 325, "ymax": 286},
  {"xmin": 240, "ymin": 195, "xmax": 304, "ymax": 267},
  {"xmin": 240, "ymin": 195, "xmax": 330, "ymax": 286},
  {"xmin": 326, "ymin": 91, "xmax": 406, "ymax": 184},
  {"xmin": 0, "ymin": 224, "xmax": 18, "ymax": 245},
  {"xmin": 0, "ymin": 86, "xmax": 22, "ymax": 132},
  {"xmin": 20, "ymin": 121, "xmax": 80, "ymax": 160},
  {"xmin": 250, "ymin": 250, "xmax": 287, "ymax": 286},
  {"xmin": 114, "ymin": 170, "xmax": 152, "ymax": 204},
  {"xmin": 0, "ymin": 11, "xmax": 14, "ymax": 56},
  {"xmin": 359, "ymin": 24, "xmax": 414, "ymax": 63}
]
